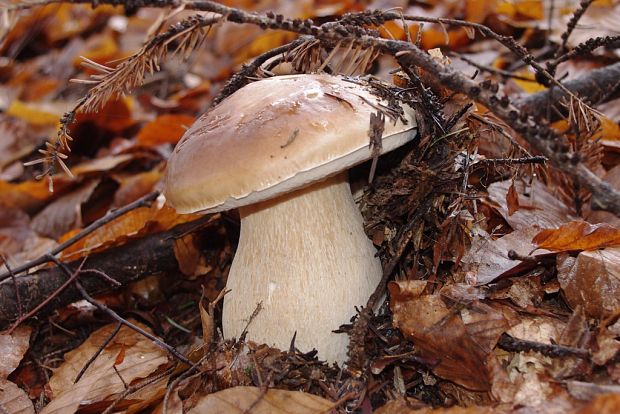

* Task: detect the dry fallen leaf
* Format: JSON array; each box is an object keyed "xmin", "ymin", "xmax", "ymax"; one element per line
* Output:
[
  {"xmin": 42, "ymin": 321, "xmax": 169, "ymax": 414},
  {"xmin": 557, "ymin": 248, "xmax": 620, "ymax": 318},
  {"xmin": 487, "ymin": 179, "xmax": 577, "ymax": 230},
  {"xmin": 59, "ymin": 199, "xmax": 199, "ymax": 261},
  {"xmin": 30, "ymin": 180, "xmax": 100, "ymax": 239},
  {"xmin": 375, "ymin": 398, "xmax": 501, "ymax": 413},
  {"xmin": 0, "ymin": 326, "xmax": 32, "ymax": 379},
  {"xmin": 461, "ymin": 227, "xmax": 550, "ymax": 285},
  {"xmin": 533, "ymin": 221, "xmax": 620, "ymax": 252},
  {"xmin": 136, "ymin": 114, "xmax": 195, "ymax": 147},
  {"xmin": 187, "ymin": 386, "xmax": 335, "ymax": 414},
  {"xmin": 389, "ymin": 281, "xmax": 512, "ymax": 391},
  {"xmin": 0, "ymin": 378, "xmax": 35, "ymax": 414}
]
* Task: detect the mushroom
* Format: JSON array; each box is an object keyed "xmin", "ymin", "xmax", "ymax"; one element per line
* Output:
[{"xmin": 164, "ymin": 74, "xmax": 417, "ymax": 363}]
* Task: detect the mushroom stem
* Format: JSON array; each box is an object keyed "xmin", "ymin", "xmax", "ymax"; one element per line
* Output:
[{"xmin": 223, "ymin": 172, "xmax": 382, "ymax": 364}]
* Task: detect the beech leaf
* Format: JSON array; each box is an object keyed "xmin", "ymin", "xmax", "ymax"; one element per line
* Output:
[
  {"xmin": 187, "ymin": 386, "xmax": 335, "ymax": 414},
  {"xmin": 533, "ymin": 220, "xmax": 620, "ymax": 252}
]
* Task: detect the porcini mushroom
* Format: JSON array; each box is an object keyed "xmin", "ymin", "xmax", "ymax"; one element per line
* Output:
[{"xmin": 164, "ymin": 74, "xmax": 417, "ymax": 363}]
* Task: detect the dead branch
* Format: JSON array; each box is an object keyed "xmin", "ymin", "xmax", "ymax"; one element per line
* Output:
[
  {"xmin": 498, "ymin": 334, "xmax": 590, "ymax": 359},
  {"xmin": 0, "ymin": 191, "xmax": 160, "ymax": 284},
  {"xmin": 0, "ymin": 216, "xmax": 212, "ymax": 330},
  {"xmin": 515, "ymin": 62, "xmax": 620, "ymax": 121}
]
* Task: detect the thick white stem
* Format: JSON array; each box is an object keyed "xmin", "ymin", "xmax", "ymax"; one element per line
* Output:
[{"xmin": 222, "ymin": 173, "xmax": 382, "ymax": 364}]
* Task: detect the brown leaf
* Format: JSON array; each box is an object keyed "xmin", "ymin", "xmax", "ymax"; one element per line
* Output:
[
  {"xmin": 533, "ymin": 221, "xmax": 620, "ymax": 252},
  {"xmin": 0, "ymin": 178, "xmax": 73, "ymax": 212},
  {"xmin": 70, "ymin": 154, "xmax": 135, "ymax": 176},
  {"xmin": 389, "ymin": 281, "xmax": 511, "ymax": 391},
  {"xmin": 461, "ymin": 227, "xmax": 550, "ymax": 285},
  {"xmin": 43, "ymin": 321, "xmax": 169, "ymax": 414},
  {"xmin": 0, "ymin": 208, "xmax": 35, "ymax": 258},
  {"xmin": 577, "ymin": 393, "xmax": 620, "ymax": 414},
  {"xmin": 568, "ymin": 382, "xmax": 620, "ymax": 405},
  {"xmin": 59, "ymin": 201, "xmax": 200, "ymax": 261},
  {"xmin": 0, "ymin": 326, "xmax": 32, "ymax": 379},
  {"xmin": 0, "ymin": 378, "xmax": 35, "ymax": 414},
  {"xmin": 111, "ymin": 169, "xmax": 162, "ymax": 208},
  {"xmin": 557, "ymin": 248, "xmax": 620, "ymax": 318},
  {"xmin": 136, "ymin": 114, "xmax": 195, "ymax": 147},
  {"xmin": 586, "ymin": 165, "xmax": 620, "ymax": 228},
  {"xmin": 487, "ymin": 180, "xmax": 577, "ymax": 231},
  {"xmin": 506, "ymin": 181, "xmax": 519, "ymax": 216},
  {"xmin": 75, "ymin": 98, "xmax": 134, "ymax": 134},
  {"xmin": 173, "ymin": 232, "xmax": 211, "ymax": 278},
  {"xmin": 31, "ymin": 180, "xmax": 100, "ymax": 239},
  {"xmin": 187, "ymin": 386, "xmax": 335, "ymax": 414},
  {"xmin": 375, "ymin": 398, "xmax": 500, "ymax": 413}
]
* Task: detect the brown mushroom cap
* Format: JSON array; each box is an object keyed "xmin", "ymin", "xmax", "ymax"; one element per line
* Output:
[{"xmin": 164, "ymin": 74, "xmax": 417, "ymax": 213}]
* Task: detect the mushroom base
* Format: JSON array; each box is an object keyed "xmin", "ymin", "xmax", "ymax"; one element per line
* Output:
[{"xmin": 223, "ymin": 173, "xmax": 382, "ymax": 364}]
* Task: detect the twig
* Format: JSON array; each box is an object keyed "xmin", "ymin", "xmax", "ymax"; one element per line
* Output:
[
  {"xmin": 6, "ymin": 258, "xmax": 88, "ymax": 334},
  {"xmin": 74, "ymin": 322, "xmax": 122, "ymax": 383},
  {"xmin": 554, "ymin": 0, "xmax": 595, "ymax": 60},
  {"xmin": 515, "ymin": 62, "xmax": 620, "ymax": 121},
  {"xmin": 102, "ymin": 365, "xmax": 176, "ymax": 414},
  {"xmin": 211, "ymin": 37, "xmax": 307, "ymax": 106},
  {"xmin": 0, "ymin": 215, "xmax": 214, "ymax": 330},
  {"xmin": 478, "ymin": 156, "xmax": 547, "ymax": 165},
  {"xmin": 163, "ymin": 353, "xmax": 212, "ymax": 414},
  {"xmin": 0, "ymin": 191, "xmax": 159, "ymax": 284},
  {"xmin": 0, "ymin": 255, "xmax": 22, "ymax": 317},
  {"xmin": 498, "ymin": 333, "xmax": 590, "ymax": 359},
  {"xmin": 70, "ymin": 274, "xmax": 192, "ymax": 365}
]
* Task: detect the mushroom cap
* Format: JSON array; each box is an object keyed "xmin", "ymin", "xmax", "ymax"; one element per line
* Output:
[{"xmin": 164, "ymin": 74, "xmax": 417, "ymax": 213}]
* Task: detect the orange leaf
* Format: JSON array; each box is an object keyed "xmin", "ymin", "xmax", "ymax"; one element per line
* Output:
[
  {"xmin": 75, "ymin": 34, "xmax": 119, "ymax": 68},
  {"xmin": 595, "ymin": 116, "xmax": 620, "ymax": 141},
  {"xmin": 512, "ymin": 68, "xmax": 547, "ymax": 94},
  {"xmin": 379, "ymin": 21, "xmax": 406, "ymax": 40},
  {"xmin": 506, "ymin": 181, "xmax": 519, "ymax": 216},
  {"xmin": 533, "ymin": 220, "xmax": 620, "ymax": 252},
  {"xmin": 75, "ymin": 98, "xmax": 133, "ymax": 134},
  {"xmin": 6, "ymin": 100, "xmax": 62, "ymax": 126},
  {"xmin": 114, "ymin": 346, "xmax": 126, "ymax": 366},
  {"xmin": 497, "ymin": 0, "xmax": 544, "ymax": 20},
  {"xmin": 421, "ymin": 27, "xmax": 471, "ymax": 50},
  {"xmin": 136, "ymin": 114, "xmax": 195, "ymax": 147},
  {"xmin": 466, "ymin": 0, "xmax": 498, "ymax": 23}
]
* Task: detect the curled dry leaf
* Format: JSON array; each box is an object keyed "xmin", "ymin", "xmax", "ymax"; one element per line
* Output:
[
  {"xmin": 557, "ymin": 248, "xmax": 620, "ymax": 319},
  {"xmin": 0, "ymin": 326, "xmax": 31, "ymax": 379},
  {"xmin": 533, "ymin": 220, "xmax": 620, "ymax": 252},
  {"xmin": 186, "ymin": 386, "xmax": 335, "ymax": 414},
  {"xmin": 42, "ymin": 321, "xmax": 169, "ymax": 414},
  {"xmin": 389, "ymin": 281, "xmax": 512, "ymax": 391},
  {"xmin": 59, "ymin": 200, "xmax": 200, "ymax": 261},
  {"xmin": 0, "ymin": 378, "xmax": 35, "ymax": 414}
]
